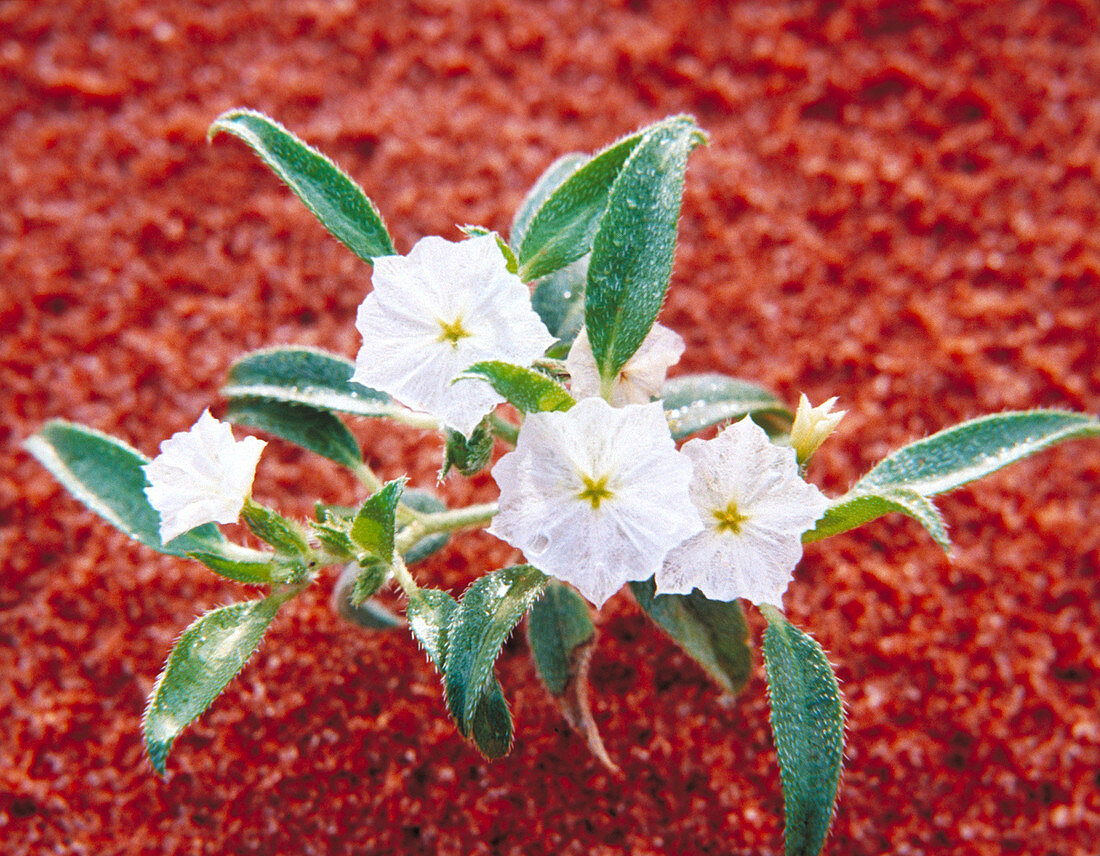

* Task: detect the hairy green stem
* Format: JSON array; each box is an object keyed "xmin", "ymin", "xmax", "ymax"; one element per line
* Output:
[
  {"xmin": 489, "ymin": 412, "xmax": 520, "ymax": 445},
  {"xmin": 394, "ymin": 501, "xmax": 498, "ymax": 554}
]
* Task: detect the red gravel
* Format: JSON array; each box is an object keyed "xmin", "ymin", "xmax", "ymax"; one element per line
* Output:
[{"xmin": 3, "ymin": 1, "xmax": 1099, "ymax": 854}]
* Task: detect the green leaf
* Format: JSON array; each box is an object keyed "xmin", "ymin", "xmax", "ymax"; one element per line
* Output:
[
  {"xmin": 804, "ymin": 489, "xmax": 951, "ymax": 552},
  {"xmin": 516, "ymin": 125, "xmax": 655, "ymax": 282},
  {"xmin": 527, "ymin": 580, "xmax": 595, "ymax": 695},
  {"xmin": 662, "ymin": 374, "xmax": 795, "ymax": 440},
  {"xmin": 240, "ymin": 502, "xmax": 309, "ymax": 556},
  {"xmin": 186, "ymin": 550, "xmax": 276, "ymax": 585},
  {"xmin": 400, "ymin": 490, "xmax": 451, "ymax": 565},
  {"xmin": 858, "ymin": 410, "xmax": 1100, "ymax": 496},
  {"xmin": 441, "ymin": 421, "xmax": 494, "ymax": 479},
  {"xmin": 24, "ymin": 421, "xmax": 262, "ymax": 560},
  {"xmin": 460, "ymin": 361, "xmax": 575, "ymax": 414},
  {"xmin": 629, "ymin": 578, "xmax": 752, "ymax": 696},
  {"xmin": 761, "ymin": 608, "xmax": 844, "ymax": 856},
  {"xmin": 405, "ymin": 587, "xmax": 514, "ymax": 758},
  {"xmin": 531, "ymin": 256, "xmax": 588, "ymax": 356},
  {"xmin": 804, "ymin": 410, "xmax": 1100, "ymax": 548},
  {"xmin": 209, "ymin": 109, "xmax": 395, "ymax": 262},
  {"xmin": 444, "ymin": 565, "xmax": 548, "ymax": 735},
  {"xmin": 350, "ymin": 479, "xmax": 405, "ymax": 558},
  {"xmin": 223, "ymin": 347, "xmax": 418, "ymax": 422},
  {"xmin": 585, "ymin": 117, "xmax": 705, "ymax": 384},
  {"xmin": 459, "ymin": 226, "xmax": 518, "ymax": 274},
  {"xmin": 510, "ymin": 152, "xmax": 587, "ymax": 250},
  {"xmin": 144, "ymin": 596, "xmax": 283, "ymax": 774},
  {"xmin": 225, "ymin": 397, "xmax": 361, "ymax": 469}
]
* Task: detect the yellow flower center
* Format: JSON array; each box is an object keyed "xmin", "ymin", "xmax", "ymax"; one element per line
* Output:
[
  {"xmin": 436, "ymin": 317, "xmax": 471, "ymax": 347},
  {"xmin": 577, "ymin": 474, "xmax": 613, "ymax": 509},
  {"xmin": 712, "ymin": 499, "xmax": 749, "ymax": 534}
]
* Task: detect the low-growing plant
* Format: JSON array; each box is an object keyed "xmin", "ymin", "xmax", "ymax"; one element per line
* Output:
[{"xmin": 26, "ymin": 110, "xmax": 1099, "ymax": 856}]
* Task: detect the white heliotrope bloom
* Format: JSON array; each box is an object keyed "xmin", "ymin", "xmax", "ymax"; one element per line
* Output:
[
  {"xmin": 657, "ymin": 417, "xmax": 830, "ymax": 607},
  {"xmin": 142, "ymin": 410, "xmax": 267, "ymax": 544},
  {"xmin": 489, "ymin": 397, "xmax": 703, "ymax": 607},
  {"xmin": 352, "ymin": 234, "xmax": 555, "ymax": 435},
  {"xmin": 566, "ymin": 323, "xmax": 685, "ymax": 405}
]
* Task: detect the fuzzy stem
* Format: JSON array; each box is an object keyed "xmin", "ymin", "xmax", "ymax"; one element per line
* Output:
[{"xmin": 489, "ymin": 412, "xmax": 520, "ymax": 445}]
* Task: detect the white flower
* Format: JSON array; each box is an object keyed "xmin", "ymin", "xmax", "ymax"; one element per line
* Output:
[
  {"xmin": 142, "ymin": 410, "xmax": 267, "ymax": 544},
  {"xmin": 352, "ymin": 234, "xmax": 556, "ymax": 435},
  {"xmin": 488, "ymin": 397, "xmax": 703, "ymax": 607},
  {"xmin": 565, "ymin": 323, "xmax": 685, "ymax": 406},
  {"xmin": 788, "ymin": 393, "xmax": 846, "ymax": 464},
  {"xmin": 657, "ymin": 417, "xmax": 829, "ymax": 607}
]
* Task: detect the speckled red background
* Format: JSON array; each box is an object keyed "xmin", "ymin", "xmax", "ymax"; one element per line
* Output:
[{"xmin": 3, "ymin": 1, "xmax": 1099, "ymax": 854}]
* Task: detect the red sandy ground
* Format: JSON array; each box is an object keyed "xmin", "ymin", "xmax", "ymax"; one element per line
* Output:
[{"xmin": 2, "ymin": 1, "xmax": 1099, "ymax": 853}]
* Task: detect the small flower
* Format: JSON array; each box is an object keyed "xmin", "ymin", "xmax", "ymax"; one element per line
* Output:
[
  {"xmin": 566, "ymin": 323, "xmax": 685, "ymax": 406},
  {"xmin": 657, "ymin": 417, "xmax": 829, "ymax": 606},
  {"xmin": 352, "ymin": 234, "xmax": 556, "ymax": 435},
  {"xmin": 142, "ymin": 410, "xmax": 267, "ymax": 544},
  {"xmin": 788, "ymin": 393, "xmax": 846, "ymax": 465},
  {"xmin": 488, "ymin": 397, "xmax": 703, "ymax": 607}
]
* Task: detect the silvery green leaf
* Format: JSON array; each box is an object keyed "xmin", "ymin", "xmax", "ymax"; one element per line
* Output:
[
  {"xmin": 144, "ymin": 597, "xmax": 283, "ymax": 774},
  {"xmin": 858, "ymin": 410, "xmax": 1100, "ymax": 496},
  {"xmin": 510, "ymin": 152, "xmax": 587, "ymax": 250},
  {"xmin": 585, "ymin": 117, "xmax": 705, "ymax": 384},
  {"xmin": 527, "ymin": 580, "xmax": 595, "ymax": 696},
  {"xmin": 350, "ymin": 479, "xmax": 405, "ymax": 558},
  {"xmin": 209, "ymin": 109, "xmax": 395, "ymax": 262},
  {"xmin": 530, "ymin": 255, "xmax": 588, "ymax": 356},
  {"xmin": 516, "ymin": 124, "xmax": 659, "ymax": 282},
  {"xmin": 24, "ymin": 421, "xmax": 263, "ymax": 561},
  {"xmin": 803, "ymin": 489, "xmax": 951, "ymax": 552},
  {"xmin": 662, "ymin": 374, "xmax": 794, "ymax": 440},
  {"xmin": 444, "ymin": 565, "xmax": 548, "ymax": 735},
  {"xmin": 459, "ymin": 361, "xmax": 575, "ymax": 414},
  {"xmin": 225, "ymin": 397, "xmax": 361, "ymax": 469},
  {"xmin": 762, "ymin": 609, "xmax": 844, "ymax": 856},
  {"xmin": 629, "ymin": 578, "xmax": 752, "ymax": 696},
  {"xmin": 350, "ymin": 560, "xmax": 389, "ymax": 605},
  {"xmin": 223, "ymin": 347, "xmax": 414, "ymax": 421}
]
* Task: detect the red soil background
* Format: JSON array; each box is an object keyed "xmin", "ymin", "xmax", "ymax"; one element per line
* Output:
[{"xmin": 3, "ymin": 1, "xmax": 1099, "ymax": 853}]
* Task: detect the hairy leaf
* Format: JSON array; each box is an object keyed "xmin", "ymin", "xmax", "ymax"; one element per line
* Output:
[
  {"xmin": 585, "ymin": 117, "xmax": 705, "ymax": 384},
  {"xmin": 441, "ymin": 421, "xmax": 494, "ymax": 479},
  {"xmin": 240, "ymin": 503, "xmax": 309, "ymax": 556},
  {"xmin": 350, "ymin": 479, "xmax": 405, "ymax": 558},
  {"xmin": 527, "ymin": 580, "xmax": 595, "ymax": 695},
  {"xmin": 226, "ymin": 397, "xmax": 361, "ymax": 468},
  {"xmin": 144, "ymin": 597, "xmax": 282, "ymax": 774},
  {"xmin": 762, "ymin": 609, "xmax": 844, "ymax": 856},
  {"xmin": 460, "ymin": 361, "xmax": 575, "ymax": 414},
  {"xmin": 531, "ymin": 255, "xmax": 588, "ymax": 356},
  {"xmin": 804, "ymin": 489, "xmax": 951, "ymax": 551},
  {"xmin": 662, "ymin": 374, "xmax": 794, "ymax": 440},
  {"xmin": 629, "ymin": 578, "xmax": 752, "ymax": 695},
  {"xmin": 209, "ymin": 109, "xmax": 395, "ymax": 262},
  {"xmin": 186, "ymin": 550, "xmax": 276, "ymax": 585},
  {"xmin": 510, "ymin": 152, "xmax": 587, "ymax": 250}
]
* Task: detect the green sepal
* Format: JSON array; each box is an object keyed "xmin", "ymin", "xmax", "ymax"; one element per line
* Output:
[
  {"xmin": 186, "ymin": 550, "xmax": 277, "ymax": 585},
  {"xmin": 23, "ymin": 420, "xmax": 264, "ymax": 561},
  {"xmin": 629, "ymin": 578, "xmax": 752, "ymax": 696},
  {"xmin": 459, "ymin": 225, "xmax": 518, "ymax": 274},
  {"xmin": 241, "ymin": 502, "xmax": 309, "ymax": 556},
  {"xmin": 510, "ymin": 152, "xmax": 587, "ymax": 250},
  {"xmin": 459, "ymin": 361, "xmax": 575, "ymax": 414},
  {"xmin": 441, "ymin": 420, "xmax": 494, "ymax": 479},
  {"xmin": 144, "ymin": 595, "xmax": 285, "ymax": 775},
  {"xmin": 527, "ymin": 580, "xmax": 595, "ymax": 696},
  {"xmin": 350, "ymin": 560, "xmax": 389, "ymax": 606},
  {"xmin": 516, "ymin": 123, "xmax": 661, "ymax": 282},
  {"xmin": 761, "ymin": 607, "xmax": 845, "ymax": 856},
  {"xmin": 585, "ymin": 116, "xmax": 705, "ymax": 385},
  {"xmin": 531, "ymin": 256, "xmax": 588, "ymax": 356},
  {"xmin": 225, "ymin": 397, "xmax": 361, "ymax": 469},
  {"xmin": 444, "ymin": 565, "xmax": 548, "ymax": 736},
  {"xmin": 662, "ymin": 374, "xmax": 794, "ymax": 440},
  {"xmin": 350, "ymin": 478, "xmax": 405, "ymax": 558},
  {"xmin": 223, "ymin": 347, "xmax": 413, "ymax": 421},
  {"xmin": 209, "ymin": 109, "xmax": 395, "ymax": 262},
  {"xmin": 405, "ymin": 587, "xmax": 515, "ymax": 758}
]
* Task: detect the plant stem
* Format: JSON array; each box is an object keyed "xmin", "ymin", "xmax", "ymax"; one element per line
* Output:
[
  {"xmin": 394, "ymin": 501, "xmax": 498, "ymax": 554},
  {"xmin": 351, "ymin": 460, "xmax": 383, "ymax": 492},
  {"xmin": 389, "ymin": 554, "xmax": 419, "ymax": 595},
  {"xmin": 489, "ymin": 412, "xmax": 520, "ymax": 445}
]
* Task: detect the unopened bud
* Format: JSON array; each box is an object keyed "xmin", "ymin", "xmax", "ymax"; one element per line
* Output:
[{"xmin": 789, "ymin": 394, "xmax": 845, "ymax": 464}]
